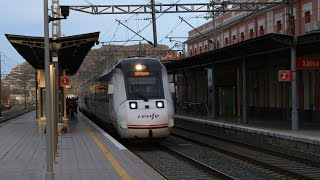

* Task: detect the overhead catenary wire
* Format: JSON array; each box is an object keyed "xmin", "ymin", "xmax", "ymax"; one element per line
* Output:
[
  {"xmin": 101, "ymin": 2, "xmax": 150, "ymax": 44},
  {"xmin": 159, "ymin": 19, "xmax": 183, "ymax": 43},
  {"xmin": 116, "ymin": 19, "xmax": 153, "ymax": 45},
  {"xmin": 112, "ymin": 0, "xmax": 183, "ymax": 53},
  {"xmin": 0, "ymin": 51, "xmax": 20, "ymax": 66}
]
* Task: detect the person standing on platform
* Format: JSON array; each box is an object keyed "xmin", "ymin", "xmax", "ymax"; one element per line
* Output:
[
  {"xmin": 75, "ymin": 97, "xmax": 79, "ymax": 114},
  {"xmin": 69, "ymin": 97, "xmax": 77, "ymax": 118},
  {"xmin": 66, "ymin": 97, "xmax": 70, "ymax": 116}
]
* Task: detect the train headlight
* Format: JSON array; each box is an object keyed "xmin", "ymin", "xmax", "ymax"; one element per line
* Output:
[
  {"xmin": 129, "ymin": 102, "xmax": 138, "ymax": 109},
  {"xmin": 135, "ymin": 64, "xmax": 146, "ymax": 71},
  {"xmin": 156, "ymin": 101, "xmax": 164, "ymax": 108}
]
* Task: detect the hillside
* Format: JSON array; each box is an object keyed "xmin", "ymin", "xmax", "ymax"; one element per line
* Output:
[{"xmin": 2, "ymin": 43, "xmax": 172, "ymax": 98}]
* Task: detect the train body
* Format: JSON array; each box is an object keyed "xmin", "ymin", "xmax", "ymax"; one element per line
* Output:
[{"xmin": 79, "ymin": 58, "xmax": 174, "ymax": 139}]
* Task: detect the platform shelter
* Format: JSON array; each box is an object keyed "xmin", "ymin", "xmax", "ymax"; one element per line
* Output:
[
  {"xmin": 164, "ymin": 32, "xmax": 320, "ymax": 129},
  {"xmin": 6, "ymin": 32, "xmax": 99, "ymax": 122}
]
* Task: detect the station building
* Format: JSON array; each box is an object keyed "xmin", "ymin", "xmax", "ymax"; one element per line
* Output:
[{"xmin": 167, "ymin": 0, "xmax": 320, "ymax": 123}]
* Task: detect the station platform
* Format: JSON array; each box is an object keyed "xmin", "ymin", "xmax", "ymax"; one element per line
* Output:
[
  {"xmin": 0, "ymin": 111, "xmax": 164, "ymax": 180},
  {"xmin": 174, "ymin": 114, "xmax": 320, "ymax": 156}
]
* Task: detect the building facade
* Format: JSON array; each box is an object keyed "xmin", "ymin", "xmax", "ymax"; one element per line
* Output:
[
  {"xmin": 188, "ymin": 0, "xmax": 319, "ymax": 55},
  {"xmin": 178, "ymin": 0, "xmax": 320, "ymax": 122}
]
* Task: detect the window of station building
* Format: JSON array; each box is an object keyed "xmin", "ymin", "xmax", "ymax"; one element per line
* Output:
[
  {"xmin": 259, "ymin": 26, "xmax": 264, "ymax": 36},
  {"xmin": 276, "ymin": 20, "xmax": 282, "ymax": 33},
  {"xmin": 240, "ymin": 32, "xmax": 245, "ymax": 41},
  {"xmin": 232, "ymin": 35, "xmax": 237, "ymax": 44},
  {"xmin": 225, "ymin": 38, "xmax": 229, "ymax": 46},
  {"xmin": 216, "ymin": 41, "xmax": 220, "ymax": 49},
  {"xmin": 250, "ymin": 29, "xmax": 254, "ymax": 38},
  {"xmin": 305, "ymin": 11, "xmax": 311, "ymax": 23}
]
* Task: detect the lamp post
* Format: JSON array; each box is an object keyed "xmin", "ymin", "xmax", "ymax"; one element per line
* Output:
[
  {"xmin": 44, "ymin": 0, "xmax": 54, "ymax": 180},
  {"xmin": 0, "ymin": 54, "xmax": 2, "ymax": 118},
  {"xmin": 22, "ymin": 76, "xmax": 26, "ymax": 111},
  {"xmin": 35, "ymin": 70, "xmax": 38, "ymax": 118}
]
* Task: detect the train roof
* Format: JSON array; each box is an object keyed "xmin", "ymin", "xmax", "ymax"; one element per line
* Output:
[{"xmin": 98, "ymin": 57, "xmax": 165, "ymax": 79}]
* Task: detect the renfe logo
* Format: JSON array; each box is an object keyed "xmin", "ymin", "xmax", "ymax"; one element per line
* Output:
[{"xmin": 138, "ymin": 113, "xmax": 160, "ymax": 120}]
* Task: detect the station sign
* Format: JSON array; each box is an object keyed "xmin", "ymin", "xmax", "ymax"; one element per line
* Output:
[
  {"xmin": 278, "ymin": 70, "xmax": 292, "ymax": 82},
  {"xmin": 296, "ymin": 58, "xmax": 320, "ymax": 69},
  {"xmin": 60, "ymin": 76, "xmax": 69, "ymax": 85}
]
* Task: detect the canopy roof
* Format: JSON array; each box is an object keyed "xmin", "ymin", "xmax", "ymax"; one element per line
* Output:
[
  {"xmin": 164, "ymin": 32, "xmax": 320, "ymax": 71},
  {"xmin": 6, "ymin": 32, "xmax": 99, "ymax": 75}
]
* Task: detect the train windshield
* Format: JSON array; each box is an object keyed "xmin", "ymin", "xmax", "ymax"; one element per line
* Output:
[{"xmin": 125, "ymin": 71, "xmax": 164, "ymax": 100}]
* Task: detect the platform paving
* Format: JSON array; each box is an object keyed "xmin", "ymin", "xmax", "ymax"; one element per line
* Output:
[{"xmin": 0, "ymin": 111, "xmax": 165, "ymax": 180}]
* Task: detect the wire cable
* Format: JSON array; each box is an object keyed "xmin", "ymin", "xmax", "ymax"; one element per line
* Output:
[{"xmin": 113, "ymin": 0, "xmax": 183, "ymax": 53}]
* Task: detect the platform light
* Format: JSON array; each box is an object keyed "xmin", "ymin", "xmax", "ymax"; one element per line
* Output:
[
  {"xmin": 60, "ymin": 6, "xmax": 69, "ymax": 18},
  {"xmin": 156, "ymin": 101, "xmax": 164, "ymax": 108},
  {"xmin": 129, "ymin": 102, "xmax": 138, "ymax": 109}
]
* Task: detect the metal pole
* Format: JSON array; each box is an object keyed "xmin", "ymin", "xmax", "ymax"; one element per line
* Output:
[
  {"xmin": 0, "ymin": 55, "xmax": 2, "ymax": 117},
  {"xmin": 242, "ymin": 58, "xmax": 248, "ymax": 124},
  {"xmin": 54, "ymin": 63, "xmax": 59, "ymax": 156},
  {"xmin": 151, "ymin": 0, "xmax": 157, "ymax": 47},
  {"xmin": 55, "ymin": 63, "xmax": 59, "ymax": 123},
  {"xmin": 211, "ymin": 0, "xmax": 216, "ymax": 50},
  {"xmin": 63, "ymin": 70, "xmax": 67, "ymax": 120},
  {"xmin": 24, "ymin": 77, "xmax": 27, "ymax": 110},
  {"xmin": 51, "ymin": 65, "xmax": 56, "ymax": 157},
  {"xmin": 44, "ymin": 0, "xmax": 54, "ymax": 179},
  {"xmin": 173, "ymin": 72, "xmax": 176, "ymax": 113},
  {"xmin": 35, "ymin": 71, "xmax": 38, "ymax": 118},
  {"xmin": 291, "ymin": 37, "xmax": 299, "ymax": 130},
  {"xmin": 211, "ymin": 64, "xmax": 215, "ymax": 119}
]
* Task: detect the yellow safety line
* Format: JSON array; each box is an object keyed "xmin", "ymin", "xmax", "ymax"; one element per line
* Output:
[{"xmin": 84, "ymin": 125, "xmax": 132, "ymax": 180}]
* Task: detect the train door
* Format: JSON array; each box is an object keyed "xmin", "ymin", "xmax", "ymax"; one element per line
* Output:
[{"xmin": 218, "ymin": 87, "xmax": 236, "ymax": 116}]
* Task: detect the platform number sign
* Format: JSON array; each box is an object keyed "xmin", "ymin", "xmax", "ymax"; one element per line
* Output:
[
  {"xmin": 278, "ymin": 70, "xmax": 292, "ymax": 82},
  {"xmin": 60, "ymin": 76, "xmax": 69, "ymax": 85}
]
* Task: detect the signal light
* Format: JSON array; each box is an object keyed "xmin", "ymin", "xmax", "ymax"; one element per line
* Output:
[{"xmin": 60, "ymin": 6, "xmax": 69, "ymax": 18}]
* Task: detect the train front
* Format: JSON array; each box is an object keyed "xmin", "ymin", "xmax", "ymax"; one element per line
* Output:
[{"xmin": 115, "ymin": 58, "xmax": 174, "ymax": 139}]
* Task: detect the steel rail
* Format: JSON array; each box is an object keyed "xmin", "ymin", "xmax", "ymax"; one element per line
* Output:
[{"xmin": 172, "ymin": 126, "xmax": 320, "ymax": 179}]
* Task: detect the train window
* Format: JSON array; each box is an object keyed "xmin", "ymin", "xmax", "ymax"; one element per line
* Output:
[
  {"xmin": 102, "ymin": 89, "xmax": 109, "ymax": 102},
  {"xmin": 125, "ymin": 71, "xmax": 164, "ymax": 100},
  {"xmin": 95, "ymin": 85, "xmax": 109, "ymax": 102}
]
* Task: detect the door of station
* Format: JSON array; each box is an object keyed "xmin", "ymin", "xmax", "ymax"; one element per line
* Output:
[{"xmin": 218, "ymin": 87, "xmax": 236, "ymax": 116}]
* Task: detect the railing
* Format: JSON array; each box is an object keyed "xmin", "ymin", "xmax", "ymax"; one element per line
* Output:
[
  {"xmin": 182, "ymin": 102, "xmax": 208, "ymax": 115},
  {"xmin": 305, "ymin": 21, "xmax": 320, "ymax": 33}
]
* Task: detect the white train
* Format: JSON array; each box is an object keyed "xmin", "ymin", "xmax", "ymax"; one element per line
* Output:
[{"xmin": 79, "ymin": 57, "xmax": 175, "ymax": 139}]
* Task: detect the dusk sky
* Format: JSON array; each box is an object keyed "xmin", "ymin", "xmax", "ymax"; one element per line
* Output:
[{"xmin": 0, "ymin": 0, "xmax": 210, "ymax": 74}]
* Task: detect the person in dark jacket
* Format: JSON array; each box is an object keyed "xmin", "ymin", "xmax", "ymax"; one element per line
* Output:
[{"xmin": 69, "ymin": 97, "xmax": 77, "ymax": 118}]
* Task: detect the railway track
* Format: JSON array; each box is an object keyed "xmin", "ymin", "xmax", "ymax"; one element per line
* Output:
[
  {"xmin": 0, "ymin": 106, "xmax": 35, "ymax": 124},
  {"xmin": 128, "ymin": 143, "xmax": 235, "ymax": 180},
  {"xmin": 91, "ymin": 113, "xmax": 320, "ymax": 179},
  {"xmin": 172, "ymin": 127, "xmax": 320, "ymax": 180}
]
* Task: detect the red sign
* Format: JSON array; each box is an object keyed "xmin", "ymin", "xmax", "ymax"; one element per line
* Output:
[
  {"xmin": 280, "ymin": 71, "xmax": 288, "ymax": 80},
  {"xmin": 278, "ymin": 70, "xmax": 292, "ymax": 82},
  {"xmin": 296, "ymin": 58, "xmax": 320, "ymax": 69},
  {"xmin": 60, "ymin": 76, "xmax": 69, "ymax": 85}
]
